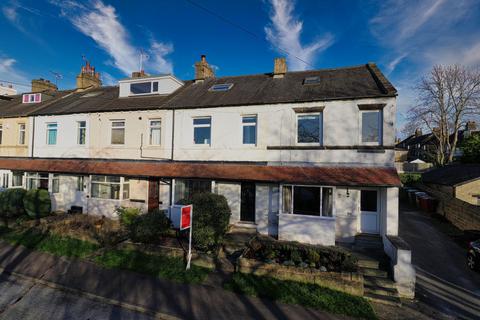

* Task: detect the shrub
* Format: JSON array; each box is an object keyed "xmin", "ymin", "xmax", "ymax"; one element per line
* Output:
[
  {"xmin": 23, "ymin": 189, "xmax": 51, "ymax": 219},
  {"xmin": 399, "ymin": 173, "xmax": 421, "ymax": 186},
  {"xmin": 178, "ymin": 192, "xmax": 231, "ymax": 253},
  {"xmin": 245, "ymin": 237, "xmax": 358, "ymax": 272},
  {"xmin": 0, "ymin": 188, "xmax": 27, "ymax": 227},
  {"xmin": 116, "ymin": 206, "xmax": 141, "ymax": 226},
  {"xmin": 128, "ymin": 209, "xmax": 172, "ymax": 244}
]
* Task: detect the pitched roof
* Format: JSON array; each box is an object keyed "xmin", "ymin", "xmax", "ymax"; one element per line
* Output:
[
  {"xmin": 25, "ymin": 63, "xmax": 395, "ymax": 116},
  {"xmin": 31, "ymin": 85, "xmax": 187, "ymax": 116},
  {"xmin": 0, "ymin": 158, "xmax": 401, "ymax": 187},
  {"xmin": 0, "ymin": 90, "xmax": 73, "ymax": 118},
  {"xmin": 422, "ymin": 164, "xmax": 480, "ymax": 186},
  {"xmin": 166, "ymin": 63, "xmax": 396, "ymax": 109}
]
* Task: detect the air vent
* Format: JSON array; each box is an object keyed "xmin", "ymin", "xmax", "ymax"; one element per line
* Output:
[
  {"xmin": 303, "ymin": 76, "xmax": 321, "ymax": 85},
  {"xmin": 209, "ymin": 83, "xmax": 234, "ymax": 92}
]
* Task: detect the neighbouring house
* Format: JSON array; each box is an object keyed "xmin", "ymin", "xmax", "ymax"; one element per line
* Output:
[
  {"xmin": 423, "ymin": 164, "xmax": 480, "ymax": 206},
  {"xmin": 0, "ymin": 83, "xmax": 16, "ymax": 96},
  {"xmin": 396, "ymin": 122, "xmax": 479, "ymax": 163}
]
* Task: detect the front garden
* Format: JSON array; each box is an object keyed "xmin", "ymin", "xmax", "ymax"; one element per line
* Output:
[{"xmin": 0, "ymin": 188, "xmax": 377, "ymax": 319}]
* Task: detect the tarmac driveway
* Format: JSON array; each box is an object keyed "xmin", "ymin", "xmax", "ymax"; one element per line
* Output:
[{"xmin": 399, "ymin": 204, "xmax": 480, "ymax": 319}]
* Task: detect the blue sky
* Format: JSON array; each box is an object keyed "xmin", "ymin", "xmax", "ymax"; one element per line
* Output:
[{"xmin": 1, "ymin": 0, "xmax": 479, "ymax": 133}]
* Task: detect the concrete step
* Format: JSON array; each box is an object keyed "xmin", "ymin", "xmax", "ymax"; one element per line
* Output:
[
  {"xmin": 363, "ymin": 276, "xmax": 397, "ymax": 289},
  {"xmin": 354, "ymin": 242, "xmax": 383, "ymax": 249},
  {"xmin": 364, "ymin": 292, "xmax": 402, "ymax": 306},
  {"xmin": 364, "ymin": 284, "xmax": 399, "ymax": 297},
  {"xmin": 359, "ymin": 267, "xmax": 388, "ymax": 278},
  {"xmin": 357, "ymin": 259, "xmax": 380, "ymax": 269}
]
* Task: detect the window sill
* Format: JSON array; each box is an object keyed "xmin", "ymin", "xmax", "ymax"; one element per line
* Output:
[{"xmin": 280, "ymin": 213, "xmax": 335, "ymax": 220}]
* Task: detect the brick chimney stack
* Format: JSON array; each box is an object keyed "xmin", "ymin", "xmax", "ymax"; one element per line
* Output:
[
  {"xmin": 131, "ymin": 70, "xmax": 147, "ymax": 78},
  {"xmin": 194, "ymin": 55, "xmax": 214, "ymax": 82},
  {"xmin": 466, "ymin": 121, "xmax": 477, "ymax": 132},
  {"xmin": 273, "ymin": 57, "xmax": 287, "ymax": 78},
  {"xmin": 414, "ymin": 128, "xmax": 422, "ymax": 137},
  {"xmin": 76, "ymin": 60, "xmax": 102, "ymax": 90},
  {"xmin": 31, "ymin": 79, "xmax": 57, "ymax": 93}
]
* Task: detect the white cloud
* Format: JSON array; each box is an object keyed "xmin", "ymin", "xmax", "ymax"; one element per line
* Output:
[
  {"xmin": 264, "ymin": 0, "xmax": 333, "ymax": 71},
  {"xmin": 0, "ymin": 55, "xmax": 31, "ymax": 93},
  {"xmin": 51, "ymin": 0, "xmax": 173, "ymax": 76},
  {"xmin": 100, "ymin": 72, "xmax": 117, "ymax": 86}
]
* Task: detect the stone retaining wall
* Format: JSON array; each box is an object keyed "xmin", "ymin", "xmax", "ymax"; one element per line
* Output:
[{"xmin": 237, "ymin": 257, "xmax": 364, "ymax": 296}]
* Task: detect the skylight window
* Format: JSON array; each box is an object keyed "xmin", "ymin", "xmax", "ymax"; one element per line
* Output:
[
  {"xmin": 209, "ymin": 83, "xmax": 233, "ymax": 92},
  {"xmin": 303, "ymin": 76, "xmax": 321, "ymax": 85}
]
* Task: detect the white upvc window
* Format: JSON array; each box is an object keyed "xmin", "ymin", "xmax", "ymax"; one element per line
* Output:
[
  {"xmin": 296, "ymin": 113, "xmax": 323, "ymax": 145},
  {"xmin": 46, "ymin": 123, "xmax": 57, "ymax": 145},
  {"xmin": 18, "ymin": 123, "xmax": 26, "ymax": 145},
  {"xmin": 193, "ymin": 117, "xmax": 211, "ymax": 145},
  {"xmin": 52, "ymin": 174, "xmax": 60, "ymax": 193},
  {"xmin": 281, "ymin": 185, "xmax": 334, "ymax": 217},
  {"xmin": 26, "ymin": 172, "xmax": 49, "ymax": 190},
  {"xmin": 77, "ymin": 121, "xmax": 87, "ymax": 145},
  {"xmin": 149, "ymin": 119, "xmax": 161, "ymax": 145},
  {"xmin": 111, "ymin": 120, "xmax": 125, "ymax": 145},
  {"xmin": 242, "ymin": 115, "xmax": 257, "ymax": 145},
  {"xmin": 90, "ymin": 175, "xmax": 129, "ymax": 200},
  {"xmin": 11, "ymin": 171, "xmax": 24, "ymax": 187},
  {"xmin": 360, "ymin": 110, "xmax": 382, "ymax": 145}
]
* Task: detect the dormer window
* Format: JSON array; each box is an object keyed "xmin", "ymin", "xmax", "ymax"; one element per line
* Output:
[
  {"xmin": 209, "ymin": 83, "xmax": 233, "ymax": 92},
  {"xmin": 130, "ymin": 82, "xmax": 157, "ymax": 95},
  {"xmin": 22, "ymin": 93, "xmax": 41, "ymax": 104},
  {"xmin": 303, "ymin": 76, "xmax": 320, "ymax": 85}
]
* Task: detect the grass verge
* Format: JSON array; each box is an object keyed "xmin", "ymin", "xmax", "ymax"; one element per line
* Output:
[
  {"xmin": 94, "ymin": 248, "xmax": 210, "ymax": 284},
  {"xmin": 224, "ymin": 273, "xmax": 377, "ymax": 320},
  {"xmin": 0, "ymin": 227, "xmax": 100, "ymax": 258}
]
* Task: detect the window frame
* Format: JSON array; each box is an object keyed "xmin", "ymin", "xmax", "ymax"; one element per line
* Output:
[
  {"xmin": 148, "ymin": 119, "xmax": 162, "ymax": 146},
  {"xmin": 129, "ymin": 82, "xmax": 154, "ymax": 96},
  {"xmin": 77, "ymin": 121, "xmax": 87, "ymax": 145},
  {"xmin": 242, "ymin": 115, "xmax": 257, "ymax": 145},
  {"xmin": 110, "ymin": 120, "xmax": 126, "ymax": 145},
  {"xmin": 52, "ymin": 174, "xmax": 60, "ymax": 194},
  {"xmin": 18, "ymin": 123, "xmax": 26, "ymax": 145},
  {"xmin": 25, "ymin": 172, "xmax": 49, "ymax": 190},
  {"xmin": 11, "ymin": 171, "xmax": 24, "ymax": 187},
  {"xmin": 359, "ymin": 110, "xmax": 383, "ymax": 146},
  {"xmin": 296, "ymin": 112, "xmax": 323, "ymax": 145},
  {"xmin": 280, "ymin": 184, "xmax": 335, "ymax": 218},
  {"xmin": 90, "ymin": 175, "xmax": 129, "ymax": 200},
  {"xmin": 193, "ymin": 116, "xmax": 212, "ymax": 145},
  {"xmin": 46, "ymin": 122, "xmax": 58, "ymax": 145}
]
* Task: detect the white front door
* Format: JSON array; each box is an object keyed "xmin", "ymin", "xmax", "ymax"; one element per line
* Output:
[{"xmin": 360, "ymin": 190, "xmax": 379, "ymax": 234}]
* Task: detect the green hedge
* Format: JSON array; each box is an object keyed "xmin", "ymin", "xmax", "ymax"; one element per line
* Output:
[
  {"xmin": 128, "ymin": 209, "xmax": 172, "ymax": 244},
  {"xmin": 23, "ymin": 189, "xmax": 51, "ymax": 219},
  {"xmin": 245, "ymin": 236, "xmax": 358, "ymax": 272},
  {"xmin": 399, "ymin": 173, "xmax": 422, "ymax": 186},
  {"xmin": 0, "ymin": 188, "xmax": 27, "ymax": 226}
]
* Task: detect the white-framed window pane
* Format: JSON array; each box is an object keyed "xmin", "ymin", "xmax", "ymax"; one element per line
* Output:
[
  {"xmin": 19, "ymin": 123, "xmax": 26, "ymax": 145},
  {"xmin": 123, "ymin": 182, "xmax": 130, "ymax": 199},
  {"xmin": 90, "ymin": 175, "xmax": 123, "ymax": 200},
  {"xmin": 47, "ymin": 123, "xmax": 57, "ymax": 145},
  {"xmin": 52, "ymin": 174, "xmax": 60, "ymax": 193},
  {"xmin": 361, "ymin": 111, "xmax": 381, "ymax": 143},
  {"xmin": 12, "ymin": 172, "xmax": 23, "ymax": 187},
  {"xmin": 78, "ymin": 121, "xmax": 86, "ymax": 145},
  {"xmin": 293, "ymin": 186, "xmax": 321, "ymax": 216},
  {"xmin": 322, "ymin": 187, "xmax": 333, "ymax": 217},
  {"xmin": 76, "ymin": 176, "xmax": 84, "ymax": 191},
  {"xmin": 149, "ymin": 120, "xmax": 161, "ymax": 145},
  {"xmin": 298, "ymin": 114, "xmax": 321, "ymax": 143},
  {"xmin": 193, "ymin": 117, "xmax": 211, "ymax": 145},
  {"xmin": 282, "ymin": 185, "xmax": 292, "ymax": 213},
  {"xmin": 111, "ymin": 121, "xmax": 125, "ymax": 144},
  {"xmin": 174, "ymin": 179, "xmax": 212, "ymax": 203},
  {"xmin": 242, "ymin": 116, "xmax": 257, "ymax": 144},
  {"xmin": 130, "ymin": 82, "xmax": 151, "ymax": 94}
]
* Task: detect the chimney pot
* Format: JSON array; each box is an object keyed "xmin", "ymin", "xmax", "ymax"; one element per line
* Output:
[
  {"xmin": 273, "ymin": 57, "xmax": 287, "ymax": 78},
  {"xmin": 76, "ymin": 60, "xmax": 102, "ymax": 90}
]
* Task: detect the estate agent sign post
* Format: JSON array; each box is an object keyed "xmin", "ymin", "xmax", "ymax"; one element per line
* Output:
[{"xmin": 170, "ymin": 204, "xmax": 193, "ymax": 270}]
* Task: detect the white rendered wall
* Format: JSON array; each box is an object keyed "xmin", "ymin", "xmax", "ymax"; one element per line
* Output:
[
  {"xmin": 173, "ymin": 97, "xmax": 396, "ymax": 166},
  {"xmin": 278, "ymin": 214, "xmax": 336, "ymax": 246},
  {"xmin": 216, "ymin": 182, "xmax": 241, "ymax": 224},
  {"xmin": 335, "ymin": 188, "xmax": 360, "ymax": 243}
]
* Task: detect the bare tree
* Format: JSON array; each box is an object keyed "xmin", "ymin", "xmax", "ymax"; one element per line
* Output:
[{"xmin": 407, "ymin": 65, "xmax": 480, "ymax": 166}]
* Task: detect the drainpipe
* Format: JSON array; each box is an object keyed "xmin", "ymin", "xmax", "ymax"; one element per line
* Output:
[
  {"xmin": 169, "ymin": 108, "xmax": 175, "ymax": 206},
  {"xmin": 30, "ymin": 117, "xmax": 35, "ymax": 157}
]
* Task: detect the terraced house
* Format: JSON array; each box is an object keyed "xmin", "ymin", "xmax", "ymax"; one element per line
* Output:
[{"xmin": 0, "ymin": 57, "xmax": 414, "ymax": 296}]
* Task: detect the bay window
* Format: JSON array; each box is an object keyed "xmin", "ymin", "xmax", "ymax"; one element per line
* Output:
[
  {"xmin": 12, "ymin": 171, "xmax": 23, "ymax": 187},
  {"xmin": 26, "ymin": 173, "xmax": 49, "ymax": 190},
  {"xmin": 282, "ymin": 185, "xmax": 333, "ymax": 217}
]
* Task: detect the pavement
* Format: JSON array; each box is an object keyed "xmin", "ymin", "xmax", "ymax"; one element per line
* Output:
[
  {"xmin": 0, "ymin": 273, "xmax": 154, "ymax": 319},
  {"xmin": 0, "ymin": 240, "xmax": 345, "ymax": 320},
  {"xmin": 399, "ymin": 203, "xmax": 480, "ymax": 320}
]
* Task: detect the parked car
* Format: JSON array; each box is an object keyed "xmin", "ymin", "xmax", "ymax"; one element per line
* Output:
[{"xmin": 467, "ymin": 240, "xmax": 480, "ymax": 271}]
